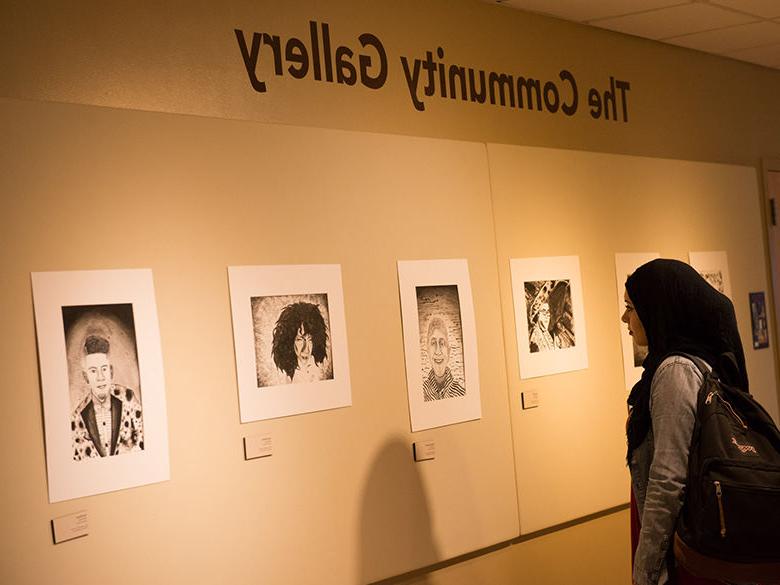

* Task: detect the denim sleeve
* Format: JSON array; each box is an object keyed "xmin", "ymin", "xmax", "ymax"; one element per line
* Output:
[{"xmin": 633, "ymin": 357, "xmax": 701, "ymax": 585}]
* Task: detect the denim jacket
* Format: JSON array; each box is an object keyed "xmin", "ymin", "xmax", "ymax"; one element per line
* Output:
[{"xmin": 629, "ymin": 355, "xmax": 705, "ymax": 585}]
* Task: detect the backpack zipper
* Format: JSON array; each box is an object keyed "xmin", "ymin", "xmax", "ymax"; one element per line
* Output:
[
  {"xmin": 714, "ymin": 480, "xmax": 727, "ymax": 538},
  {"xmin": 705, "ymin": 391, "xmax": 747, "ymax": 429}
]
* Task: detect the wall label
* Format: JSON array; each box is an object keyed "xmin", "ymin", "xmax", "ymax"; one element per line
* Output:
[{"xmin": 235, "ymin": 21, "xmax": 631, "ymax": 123}]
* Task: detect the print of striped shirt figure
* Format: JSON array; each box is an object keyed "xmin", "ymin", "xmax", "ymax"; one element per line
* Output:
[
  {"xmin": 422, "ymin": 315, "xmax": 466, "ymax": 401},
  {"xmin": 416, "ymin": 284, "xmax": 467, "ymax": 402},
  {"xmin": 526, "ymin": 279, "xmax": 575, "ymax": 353}
]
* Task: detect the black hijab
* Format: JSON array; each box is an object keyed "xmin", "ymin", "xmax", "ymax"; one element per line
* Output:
[{"xmin": 625, "ymin": 259, "xmax": 748, "ymax": 462}]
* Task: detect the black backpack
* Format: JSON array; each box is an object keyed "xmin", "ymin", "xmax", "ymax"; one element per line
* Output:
[{"xmin": 672, "ymin": 353, "xmax": 780, "ymax": 583}]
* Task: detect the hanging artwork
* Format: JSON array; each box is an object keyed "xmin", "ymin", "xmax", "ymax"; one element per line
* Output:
[
  {"xmin": 32, "ymin": 269, "xmax": 170, "ymax": 503},
  {"xmin": 510, "ymin": 256, "xmax": 588, "ymax": 378},
  {"xmin": 688, "ymin": 250, "xmax": 732, "ymax": 298},
  {"xmin": 615, "ymin": 252, "xmax": 660, "ymax": 393},
  {"xmin": 228, "ymin": 264, "xmax": 351, "ymax": 423},
  {"xmin": 749, "ymin": 291, "xmax": 770, "ymax": 350},
  {"xmin": 398, "ymin": 259, "xmax": 481, "ymax": 431}
]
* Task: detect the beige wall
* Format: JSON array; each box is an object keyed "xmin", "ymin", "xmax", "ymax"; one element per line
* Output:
[
  {"xmin": 378, "ymin": 508, "xmax": 631, "ymax": 585},
  {"xmin": 2, "ymin": 1, "xmax": 779, "ymax": 584},
  {"xmin": 0, "ymin": 98, "xmax": 522, "ymax": 585},
  {"xmin": 488, "ymin": 145, "xmax": 777, "ymax": 535}
]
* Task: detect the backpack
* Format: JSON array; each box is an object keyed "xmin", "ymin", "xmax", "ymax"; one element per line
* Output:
[{"xmin": 672, "ymin": 353, "xmax": 780, "ymax": 584}]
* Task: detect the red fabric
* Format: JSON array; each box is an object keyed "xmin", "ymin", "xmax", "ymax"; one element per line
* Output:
[
  {"xmin": 631, "ymin": 490, "xmax": 641, "ymax": 568},
  {"xmin": 630, "ymin": 491, "xmax": 722, "ymax": 585}
]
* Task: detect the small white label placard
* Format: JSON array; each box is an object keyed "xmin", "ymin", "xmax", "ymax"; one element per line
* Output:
[
  {"xmin": 244, "ymin": 433, "xmax": 273, "ymax": 460},
  {"xmin": 413, "ymin": 440, "xmax": 436, "ymax": 462},
  {"xmin": 521, "ymin": 391, "xmax": 539, "ymax": 410},
  {"xmin": 52, "ymin": 510, "xmax": 89, "ymax": 544}
]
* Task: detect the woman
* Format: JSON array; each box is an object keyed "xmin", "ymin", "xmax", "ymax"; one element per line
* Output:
[
  {"xmin": 271, "ymin": 301, "xmax": 330, "ymax": 384},
  {"xmin": 622, "ymin": 259, "xmax": 749, "ymax": 585}
]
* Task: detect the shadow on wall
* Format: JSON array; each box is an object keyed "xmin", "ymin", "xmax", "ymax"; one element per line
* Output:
[{"xmin": 358, "ymin": 437, "xmax": 439, "ymax": 585}]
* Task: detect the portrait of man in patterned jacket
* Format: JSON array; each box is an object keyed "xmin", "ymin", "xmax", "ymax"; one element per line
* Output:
[{"xmin": 71, "ymin": 334, "xmax": 144, "ymax": 460}]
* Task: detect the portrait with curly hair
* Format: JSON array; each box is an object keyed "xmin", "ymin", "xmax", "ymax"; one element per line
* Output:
[{"xmin": 251, "ymin": 293, "xmax": 334, "ymax": 387}]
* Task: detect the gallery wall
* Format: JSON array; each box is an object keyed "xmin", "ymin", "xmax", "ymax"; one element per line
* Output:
[
  {"xmin": 488, "ymin": 145, "xmax": 777, "ymax": 533},
  {"xmin": 3, "ymin": 1, "xmax": 780, "ymax": 584},
  {"xmin": 2, "ymin": 96, "xmax": 776, "ymax": 585},
  {"xmin": 0, "ymin": 98, "xmax": 520, "ymax": 585}
]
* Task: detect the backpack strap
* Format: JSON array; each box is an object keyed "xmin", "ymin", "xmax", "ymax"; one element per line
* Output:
[{"xmin": 662, "ymin": 352, "xmax": 713, "ymax": 379}]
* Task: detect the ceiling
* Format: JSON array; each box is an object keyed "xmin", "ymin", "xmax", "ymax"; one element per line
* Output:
[{"xmin": 484, "ymin": 0, "xmax": 780, "ymax": 70}]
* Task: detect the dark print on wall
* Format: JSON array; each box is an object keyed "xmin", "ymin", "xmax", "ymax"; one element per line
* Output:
[
  {"xmin": 252, "ymin": 293, "xmax": 334, "ymax": 387},
  {"xmin": 700, "ymin": 269, "xmax": 725, "ymax": 294},
  {"xmin": 524, "ymin": 280, "xmax": 575, "ymax": 353},
  {"xmin": 416, "ymin": 285, "xmax": 466, "ymax": 402},
  {"xmin": 62, "ymin": 303, "xmax": 144, "ymax": 461},
  {"xmin": 749, "ymin": 292, "xmax": 769, "ymax": 350}
]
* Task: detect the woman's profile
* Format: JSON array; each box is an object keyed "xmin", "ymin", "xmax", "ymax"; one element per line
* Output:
[{"xmin": 622, "ymin": 258, "xmax": 748, "ymax": 585}]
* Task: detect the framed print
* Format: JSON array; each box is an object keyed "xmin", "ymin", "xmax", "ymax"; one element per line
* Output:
[
  {"xmin": 615, "ymin": 252, "xmax": 659, "ymax": 392},
  {"xmin": 228, "ymin": 264, "xmax": 351, "ymax": 423},
  {"xmin": 510, "ymin": 255, "xmax": 588, "ymax": 378},
  {"xmin": 688, "ymin": 250, "xmax": 732, "ymax": 298},
  {"xmin": 398, "ymin": 259, "xmax": 481, "ymax": 432},
  {"xmin": 749, "ymin": 291, "xmax": 770, "ymax": 350},
  {"xmin": 32, "ymin": 269, "xmax": 170, "ymax": 503}
]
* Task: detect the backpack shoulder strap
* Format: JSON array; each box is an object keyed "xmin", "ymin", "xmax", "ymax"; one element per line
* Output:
[{"xmin": 661, "ymin": 352, "xmax": 713, "ymax": 379}]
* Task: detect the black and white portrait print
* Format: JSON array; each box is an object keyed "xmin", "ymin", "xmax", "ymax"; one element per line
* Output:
[
  {"xmin": 62, "ymin": 303, "xmax": 144, "ymax": 461},
  {"xmin": 252, "ymin": 293, "xmax": 334, "ymax": 387},
  {"xmin": 524, "ymin": 280, "xmax": 575, "ymax": 353},
  {"xmin": 416, "ymin": 285, "xmax": 466, "ymax": 402},
  {"xmin": 700, "ymin": 270, "xmax": 725, "ymax": 294}
]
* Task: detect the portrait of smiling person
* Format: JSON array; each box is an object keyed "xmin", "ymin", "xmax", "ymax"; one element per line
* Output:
[
  {"xmin": 422, "ymin": 314, "xmax": 466, "ymax": 402},
  {"xmin": 416, "ymin": 285, "xmax": 467, "ymax": 403},
  {"xmin": 398, "ymin": 258, "xmax": 482, "ymax": 432}
]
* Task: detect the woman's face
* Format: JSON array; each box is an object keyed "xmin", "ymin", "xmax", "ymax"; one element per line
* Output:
[
  {"xmin": 622, "ymin": 290, "xmax": 648, "ymax": 347},
  {"xmin": 294, "ymin": 323, "xmax": 313, "ymax": 364}
]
